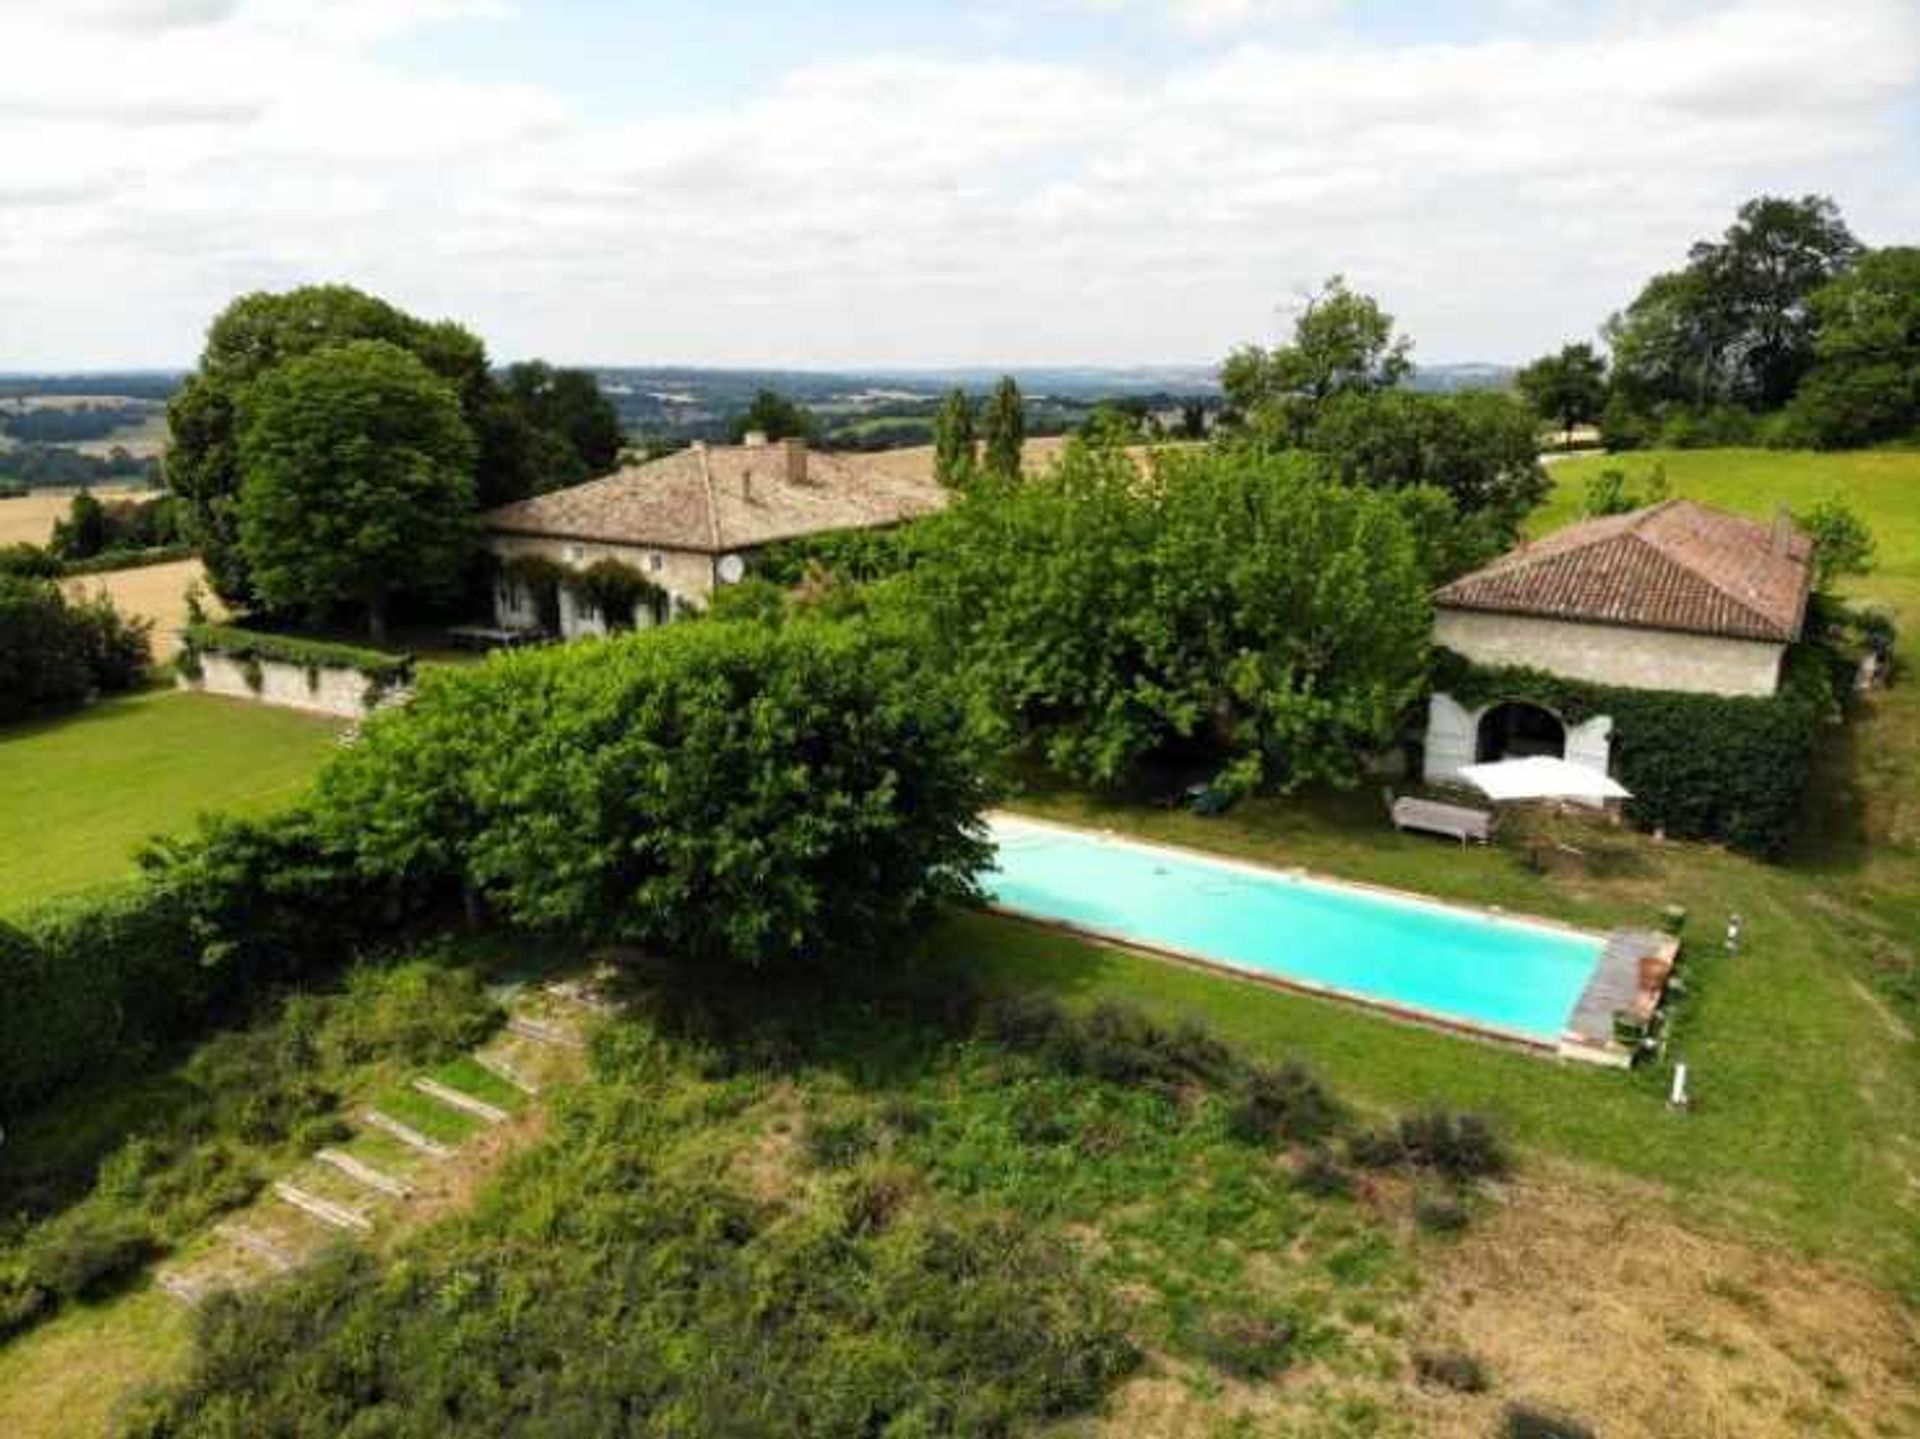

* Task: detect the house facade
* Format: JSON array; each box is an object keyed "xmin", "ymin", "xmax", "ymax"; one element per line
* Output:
[
  {"xmin": 1422, "ymin": 499, "xmax": 1813, "ymax": 786},
  {"xmin": 479, "ymin": 435, "xmax": 949, "ymax": 638}
]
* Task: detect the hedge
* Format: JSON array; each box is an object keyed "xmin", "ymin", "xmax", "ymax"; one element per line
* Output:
[
  {"xmin": 0, "ymin": 812, "xmax": 413, "ymax": 1113},
  {"xmin": 183, "ymin": 623, "xmax": 414, "ymax": 683},
  {"xmin": 61, "ymin": 542, "xmax": 198, "ymax": 577},
  {"xmin": 1432, "ymin": 646, "xmax": 1839, "ymax": 857}
]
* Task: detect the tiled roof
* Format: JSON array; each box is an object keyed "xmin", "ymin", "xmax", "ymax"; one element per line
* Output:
[
  {"xmin": 1434, "ymin": 499, "xmax": 1813, "ymax": 642},
  {"xmin": 482, "ymin": 440, "xmax": 952, "ymax": 554}
]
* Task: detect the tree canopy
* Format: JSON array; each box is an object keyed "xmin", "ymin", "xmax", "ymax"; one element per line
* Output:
[
  {"xmin": 1605, "ymin": 195, "xmax": 1861, "ymax": 414},
  {"xmin": 729, "ymin": 389, "xmax": 818, "ymax": 444},
  {"xmin": 1305, "ymin": 389, "xmax": 1547, "ymax": 543},
  {"xmin": 235, "ymin": 340, "xmax": 477, "ymax": 639},
  {"xmin": 1782, "ymin": 247, "xmax": 1920, "ymax": 448},
  {"xmin": 1515, "ymin": 343, "xmax": 1608, "ymax": 437},
  {"xmin": 500, "ymin": 361, "xmax": 626, "ymax": 488},
  {"xmin": 1222, "ymin": 277, "xmax": 1413, "ymax": 443},
  {"xmin": 167, "ymin": 284, "xmax": 621, "ymax": 606},
  {"xmin": 909, "ymin": 435, "xmax": 1431, "ymax": 795}
]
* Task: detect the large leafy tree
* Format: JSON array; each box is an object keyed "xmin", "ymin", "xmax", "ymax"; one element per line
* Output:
[
  {"xmin": 314, "ymin": 617, "xmax": 990, "ymax": 969},
  {"xmin": 1606, "ymin": 195, "xmax": 1861, "ymax": 413},
  {"xmin": 1783, "ymin": 247, "xmax": 1920, "ymax": 448},
  {"xmin": 980, "ymin": 375, "xmax": 1026, "ymax": 482},
  {"xmin": 167, "ymin": 286, "xmax": 503, "ymax": 603},
  {"xmin": 932, "ymin": 387, "xmax": 976, "ymax": 487},
  {"xmin": 1221, "ymin": 276, "xmax": 1413, "ymax": 443},
  {"xmin": 1306, "ymin": 389, "xmax": 1547, "ymax": 542},
  {"xmin": 236, "ymin": 341, "xmax": 476, "ymax": 640},
  {"xmin": 912, "ymin": 435, "xmax": 1431, "ymax": 794},
  {"xmin": 500, "ymin": 361, "xmax": 625, "ymax": 487},
  {"xmin": 1514, "ymin": 342, "xmax": 1608, "ymax": 439}
]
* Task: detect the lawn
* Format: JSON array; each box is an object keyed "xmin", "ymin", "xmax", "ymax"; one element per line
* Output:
[
  {"xmin": 950, "ymin": 447, "xmax": 1920, "ymax": 1291},
  {"xmin": 0, "ymin": 689, "xmax": 341, "ymax": 915}
]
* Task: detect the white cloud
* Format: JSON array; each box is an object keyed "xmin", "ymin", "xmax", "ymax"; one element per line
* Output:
[
  {"xmin": 0, "ymin": 0, "xmax": 1915, "ymax": 368},
  {"xmin": 1164, "ymin": 0, "xmax": 1346, "ymax": 34}
]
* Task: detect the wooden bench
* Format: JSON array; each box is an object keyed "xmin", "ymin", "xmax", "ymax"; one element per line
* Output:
[{"xmin": 1388, "ymin": 794, "xmax": 1497, "ymax": 845}]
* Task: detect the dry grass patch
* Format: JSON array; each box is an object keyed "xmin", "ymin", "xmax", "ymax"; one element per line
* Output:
[
  {"xmin": 0, "ymin": 488, "xmax": 152, "ymax": 545},
  {"xmin": 1408, "ymin": 1173, "xmax": 1920, "ymax": 1438},
  {"xmin": 62, "ymin": 558, "xmax": 218, "ymax": 659}
]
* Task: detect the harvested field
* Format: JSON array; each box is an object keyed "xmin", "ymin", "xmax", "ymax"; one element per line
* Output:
[
  {"xmin": 0, "ymin": 488, "xmax": 154, "ymax": 545},
  {"xmin": 62, "ymin": 558, "xmax": 217, "ymax": 659}
]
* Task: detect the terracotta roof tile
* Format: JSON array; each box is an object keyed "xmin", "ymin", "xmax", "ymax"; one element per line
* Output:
[
  {"xmin": 482, "ymin": 440, "xmax": 951, "ymax": 554},
  {"xmin": 1434, "ymin": 499, "xmax": 1812, "ymax": 642}
]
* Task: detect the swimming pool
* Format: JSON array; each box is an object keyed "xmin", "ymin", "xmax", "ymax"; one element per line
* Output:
[{"xmin": 982, "ymin": 814, "xmax": 1606, "ymax": 1045}]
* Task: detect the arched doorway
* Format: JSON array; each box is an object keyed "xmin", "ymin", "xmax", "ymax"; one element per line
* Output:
[{"xmin": 1476, "ymin": 701, "xmax": 1566, "ymax": 764}]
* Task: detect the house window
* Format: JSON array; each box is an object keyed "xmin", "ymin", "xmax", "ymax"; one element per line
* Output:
[
  {"xmin": 565, "ymin": 544, "xmax": 584, "ymax": 563},
  {"xmin": 649, "ymin": 552, "xmax": 664, "ymax": 573}
]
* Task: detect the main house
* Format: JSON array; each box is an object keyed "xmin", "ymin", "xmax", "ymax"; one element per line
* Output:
[
  {"xmin": 1423, "ymin": 498, "xmax": 1814, "ymax": 785},
  {"xmin": 480, "ymin": 435, "xmax": 949, "ymax": 637}
]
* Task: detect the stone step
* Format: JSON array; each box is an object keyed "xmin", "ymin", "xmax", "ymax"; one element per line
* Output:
[
  {"xmin": 474, "ymin": 1049, "xmax": 540, "ymax": 1095},
  {"xmin": 217, "ymin": 1221, "xmax": 300, "ymax": 1272},
  {"xmin": 507, "ymin": 1014, "xmax": 581, "ymax": 1049},
  {"xmin": 316, "ymin": 1147, "xmax": 414, "ymax": 1199},
  {"xmin": 273, "ymin": 1180, "xmax": 373, "ymax": 1233},
  {"xmin": 412, "ymin": 1076, "xmax": 509, "ymax": 1125},
  {"xmin": 359, "ymin": 1106, "xmax": 455, "ymax": 1160}
]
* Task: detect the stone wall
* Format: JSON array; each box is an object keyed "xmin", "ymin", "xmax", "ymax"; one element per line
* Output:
[
  {"xmin": 180, "ymin": 652, "xmax": 407, "ymax": 720},
  {"xmin": 486, "ymin": 534, "xmax": 716, "ymax": 639},
  {"xmin": 1434, "ymin": 608, "xmax": 1786, "ymax": 698}
]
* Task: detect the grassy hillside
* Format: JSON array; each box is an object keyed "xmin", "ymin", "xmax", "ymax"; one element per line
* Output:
[{"xmin": 0, "ymin": 691, "xmax": 341, "ymax": 916}]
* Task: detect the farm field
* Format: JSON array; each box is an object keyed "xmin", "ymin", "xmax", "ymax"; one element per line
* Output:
[
  {"xmin": 0, "ymin": 690, "xmax": 341, "ymax": 916},
  {"xmin": 61, "ymin": 558, "xmax": 218, "ymax": 660},
  {"xmin": 0, "ymin": 488, "xmax": 155, "ymax": 545}
]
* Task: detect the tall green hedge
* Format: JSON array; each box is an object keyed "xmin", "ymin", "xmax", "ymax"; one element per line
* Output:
[
  {"xmin": 1432, "ymin": 647, "xmax": 1839, "ymax": 857},
  {"xmin": 0, "ymin": 813, "xmax": 408, "ymax": 1113}
]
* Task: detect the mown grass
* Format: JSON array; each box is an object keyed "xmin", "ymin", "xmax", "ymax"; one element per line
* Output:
[{"xmin": 0, "ymin": 690, "xmax": 340, "ymax": 915}]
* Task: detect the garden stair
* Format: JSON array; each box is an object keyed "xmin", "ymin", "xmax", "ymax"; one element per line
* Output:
[{"xmin": 150, "ymin": 978, "xmax": 603, "ymax": 1308}]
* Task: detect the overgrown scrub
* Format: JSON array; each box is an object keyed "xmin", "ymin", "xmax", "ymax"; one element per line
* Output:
[
  {"xmin": 0, "ymin": 572, "xmax": 150, "ymax": 722},
  {"xmin": 125, "ymin": 1011, "xmax": 1139, "ymax": 1438},
  {"xmin": 314, "ymin": 616, "xmax": 992, "ymax": 970},
  {"xmin": 0, "ymin": 956, "xmax": 498, "ymax": 1343}
]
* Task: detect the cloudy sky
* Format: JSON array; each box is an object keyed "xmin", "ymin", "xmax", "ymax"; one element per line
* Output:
[{"xmin": 3, "ymin": 0, "xmax": 1917, "ymax": 371}]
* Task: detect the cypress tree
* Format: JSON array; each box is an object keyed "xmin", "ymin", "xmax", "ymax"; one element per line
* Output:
[
  {"xmin": 982, "ymin": 376, "xmax": 1026, "ymax": 482},
  {"xmin": 932, "ymin": 388, "xmax": 976, "ymax": 487}
]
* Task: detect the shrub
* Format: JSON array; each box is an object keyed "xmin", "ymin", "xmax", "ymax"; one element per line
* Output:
[
  {"xmin": 1501, "ymin": 1402, "xmax": 1599, "ymax": 1439},
  {"xmin": 1413, "ymin": 1192, "xmax": 1472, "ymax": 1235},
  {"xmin": 182, "ymin": 623, "xmax": 412, "ymax": 684},
  {"xmin": 978, "ymin": 992, "xmax": 1069, "ymax": 1050},
  {"xmin": 1293, "ymin": 1149, "xmax": 1354, "ymax": 1198},
  {"xmin": 1414, "ymin": 1348, "xmax": 1491, "ymax": 1393},
  {"xmin": 0, "ymin": 542, "xmax": 63, "ymax": 578},
  {"xmin": 22, "ymin": 1215, "xmax": 157, "ymax": 1301},
  {"xmin": 802, "ymin": 1113, "xmax": 876, "ymax": 1170},
  {"xmin": 1398, "ymin": 1110, "xmax": 1509, "ymax": 1182},
  {"xmin": 1226, "ymin": 1061, "xmax": 1341, "ymax": 1146},
  {"xmin": 0, "ymin": 572, "xmax": 151, "ymax": 722},
  {"xmin": 1347, "ymin": 1127, "xmax": 1406, "ymax": 1169},
  {"xmin": 1191, "ymin": 1312, "xmax": 1299, "ymax": 1381},
  {"xmin": 314, "ymin": 617, "xmax": 991, "ymax": 972}
]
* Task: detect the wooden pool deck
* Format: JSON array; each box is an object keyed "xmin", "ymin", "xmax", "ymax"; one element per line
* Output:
[{"xmin": 1559, "ymin": 928, "xmax": 1682, "ymax": 1067}]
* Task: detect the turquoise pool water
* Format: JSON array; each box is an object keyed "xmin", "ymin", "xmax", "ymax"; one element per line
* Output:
[{"xmin": 983, "ymin": 816, "xmax": 1604, "ymax": 1043}]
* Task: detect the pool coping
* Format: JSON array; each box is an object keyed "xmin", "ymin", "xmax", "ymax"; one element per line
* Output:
[{"xmin": 982, "ymin": 809, "xmax": 1619, "ymax": 1060}]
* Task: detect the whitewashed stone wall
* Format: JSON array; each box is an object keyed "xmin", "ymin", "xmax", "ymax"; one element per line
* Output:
[
  {"xmin": 179, "ymin": 652, "xmax": 409, "ymax": 720},
  {"xmin": 1434, "ymin": 608, "xmax": 1786, "ymax": 698},
  {"xmin": 488, "ymin": 534, "xmax": 705, "ymax": 638},
  {"xmin": 1422, "ymin": 692, "xmax": 1613, "ymax": 793}
]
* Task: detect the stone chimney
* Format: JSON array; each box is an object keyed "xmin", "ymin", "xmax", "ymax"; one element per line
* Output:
[
  {"xmin": 783, "ymin": 436, "xmax": 809, "ymax": 485},
  {"xmin": 743, "ymin": 429, "xmax": 768, "ymax": 449}
]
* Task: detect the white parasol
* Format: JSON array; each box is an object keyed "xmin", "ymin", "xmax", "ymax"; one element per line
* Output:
[{"xmin": 1457, "ymin": 755, "xmax": 1632, "ymax": 804}]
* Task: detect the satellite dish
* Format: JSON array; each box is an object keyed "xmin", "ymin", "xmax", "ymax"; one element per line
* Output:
[{"xmin": 716, "ymin": 553, "xmax": 746, "ymax": 585}]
